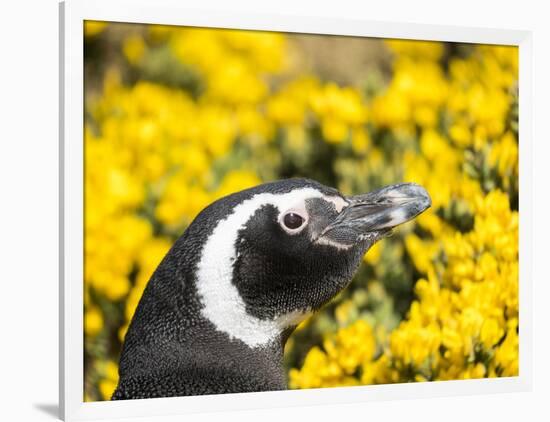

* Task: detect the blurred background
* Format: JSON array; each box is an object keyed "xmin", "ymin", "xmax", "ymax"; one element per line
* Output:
[{"xmin": 83, "ymin": 21, "xmax": 519, "ymax": 401}]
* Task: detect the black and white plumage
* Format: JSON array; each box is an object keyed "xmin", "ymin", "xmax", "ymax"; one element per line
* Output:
[{"xmin": 112, "ymin": 178, "xmax": 431, "ymax": 399}]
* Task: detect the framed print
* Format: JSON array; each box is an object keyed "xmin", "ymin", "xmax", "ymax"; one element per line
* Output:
[{"xmin": 60, "ymin": 0, "xmax": 533, "ymax": 420}]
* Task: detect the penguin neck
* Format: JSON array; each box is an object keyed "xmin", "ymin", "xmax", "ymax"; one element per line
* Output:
[{"xmin": 119, "ymin": 250, "xmax": 293, "ymax": 388}]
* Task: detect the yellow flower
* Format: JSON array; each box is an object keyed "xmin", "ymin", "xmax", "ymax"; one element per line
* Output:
[
  {"xmin": 449, "ymin": 123, "xmax": 472, "ymax": 147},
  {"xmin": 334, "ymin": 300, "xmax": 355, "ymax": 326},
  {"xmin": 99, "ymin": 379, "xmax": 117, "ymax": 400},
  {"xmin": 103, "ymin": 275, "xmax": 131, "ymax": 301},
  {"xmin": 123, "ymin": 35, "xmax": 146, "ymax": 65},
  {"xmin": 214, "ymin": 170, "xmax": 262, "ymax": 199},
  {"xmin": 311, "ymin": 83, "xmax": 368, "ymax": 125},
  {"xmin": 371, "ymin": 88, "xmax": 411, "ymax": 129},
  {"xmin": 321, "ymin": 118, "xmax": 348, "ymax": 143},
  {"xmin": 489, "ymin": 131, "xmax": 518, "ymax": 186},
  {"xmin": 364, "ymin": 241, "xmax": 382, "ymax": 265},
  {"xmin": 480, "ymin": 318, "xmax": 504, "ymax": 349},
  {"xmin": 351, "ymin": 127, "xmax": 371, "ymax": 154},
  {"xmin": 84, "ymin": 21, "xmax": 107, "ymax": 38},
  {"xmin": 290, "ymin": 320, "xmax": 376, "ymax": 388},
  {"xmin": 386, "ymin": 39, "xmax": 445, "ymax": 61},
  {"xmin": 84, "ymin": 307, "xmax": 103, "ymax": 336}
]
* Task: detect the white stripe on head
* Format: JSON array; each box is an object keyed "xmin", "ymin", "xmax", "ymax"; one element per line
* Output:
[
  {"xmin": 196, "ymin": 187, "xmax": 334, "ymax": 348},
  {"xmin": 315, "ymin": 236, "xmax": 354, "ymax": 251}
]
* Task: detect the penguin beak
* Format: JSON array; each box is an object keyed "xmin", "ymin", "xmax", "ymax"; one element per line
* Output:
[{"xmin": 317, "ymin": 183, "xmax": 431, "ymax": 246}]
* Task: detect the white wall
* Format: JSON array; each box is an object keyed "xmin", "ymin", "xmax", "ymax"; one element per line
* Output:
[{"xmin": 0, "ymin": 0, "xmax": 547, "ymax": 421}]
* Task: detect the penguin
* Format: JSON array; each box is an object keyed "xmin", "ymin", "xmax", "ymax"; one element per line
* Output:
[{"xmin": 112, "ymin": 178, "xmax": 431, "ymax": 399}]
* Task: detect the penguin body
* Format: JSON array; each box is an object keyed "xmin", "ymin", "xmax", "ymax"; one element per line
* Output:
[{"xmin": 113, "ymin": 178, "xmax": 430, "ymax": 399}]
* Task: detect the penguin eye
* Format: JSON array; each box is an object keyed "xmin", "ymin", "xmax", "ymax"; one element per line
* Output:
[{"xmin": 282, "ymin": 212, "xmax": 305, "ymax": 230}]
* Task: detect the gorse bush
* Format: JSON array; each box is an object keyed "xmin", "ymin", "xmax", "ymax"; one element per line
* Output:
[
  {"xmin": 83, "ymin": 21, "xmax": 518, "ymax": 400},
  {"xmin": 289, "ymin": 42, "xmax": 519, "ymax": 388}
]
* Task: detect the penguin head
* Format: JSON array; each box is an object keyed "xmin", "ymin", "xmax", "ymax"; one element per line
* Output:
[{"xmin": 190, "ymin": 178, "xmax": 431, "ymax": 348}]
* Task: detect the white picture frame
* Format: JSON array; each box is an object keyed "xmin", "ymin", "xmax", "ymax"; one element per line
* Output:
[{"xmin": 60, "ymin": 0, "xmax": 533, "ymax": 420}]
